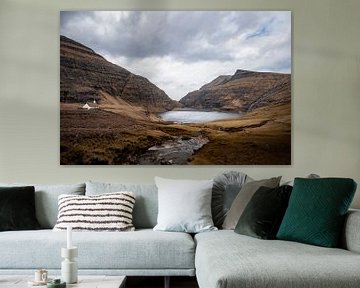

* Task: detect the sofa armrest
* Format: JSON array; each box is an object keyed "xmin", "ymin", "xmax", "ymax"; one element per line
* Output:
[{"xmin": 342, "ymin": 209, "xmax": 360, "ymax": 253}]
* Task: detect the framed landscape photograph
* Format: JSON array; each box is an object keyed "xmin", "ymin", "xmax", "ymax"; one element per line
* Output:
[{"xmin": 60, "ymin": 11, "xmax": 291, "ymax": 165}]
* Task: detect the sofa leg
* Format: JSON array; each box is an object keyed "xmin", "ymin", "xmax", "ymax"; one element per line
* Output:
[{"xmin": 164, "ymin": 276, "xmax": 170, "ymax": 288}]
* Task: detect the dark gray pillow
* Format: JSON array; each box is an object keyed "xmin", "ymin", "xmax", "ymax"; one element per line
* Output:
[
  {"xmin": 212, "ymin": 171, "xmax": 251, "ymax": 228},
  {"xmin": 0, "ymin": 183, "xmax": 86, "ymax": 228},
  {"xmin": 223, "ymin": 176, "xmax": 281, "ymax": 230},
  {"xmin": 0, "ymin": 186, "xmax": 41, "ymax": 231},
  {"xmin": 235, "ymin": 185, "xmax": 292, "ymax": 239}
]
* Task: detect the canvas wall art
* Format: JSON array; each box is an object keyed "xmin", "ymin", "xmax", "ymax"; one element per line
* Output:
[{"xmin": 60, "ymin": 11, "xmax": 291, "ymax": 165}]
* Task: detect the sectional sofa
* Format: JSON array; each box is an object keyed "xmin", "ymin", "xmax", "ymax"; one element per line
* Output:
[{"xmin": 0, "ymin": 179, "xmax": 359, "ymax": 288}]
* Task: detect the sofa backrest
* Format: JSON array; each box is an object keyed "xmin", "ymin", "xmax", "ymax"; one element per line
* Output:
[
  {"xmin": 86, "ymin": 181, "xmax": 158, "ymax": 229},
  {"xmin": 0, "ymin": 182, "xmax": 86, "ymax": 228},
  {"xmin": 341, "ymin": 209, "xmax": 360, "ymax": 253}
]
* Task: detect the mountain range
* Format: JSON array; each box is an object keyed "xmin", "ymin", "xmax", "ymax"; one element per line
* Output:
[
  {"xmin": 60, "ymin": 35, "xmax": 290, "ymax": 114},
  {"xmin": 60, "ymin": 35, "xmax": 178, "ymax": 112},
  {"xmin": 179, "ymin": 69, "xmax": 291, "ymax": 112}
]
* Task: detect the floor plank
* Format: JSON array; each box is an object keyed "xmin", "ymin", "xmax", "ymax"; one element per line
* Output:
[{"xmin": 126, "ymin": 276, "xmax": 199, "ymax": 288}]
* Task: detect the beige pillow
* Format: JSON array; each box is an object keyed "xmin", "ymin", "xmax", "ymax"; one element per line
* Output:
[{"xmin": 222, "ymin": 177, "xmax": 281, "ymax": 230}]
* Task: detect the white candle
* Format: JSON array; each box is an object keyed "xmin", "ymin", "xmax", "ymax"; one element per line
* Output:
[{"xmin": 67, "ymin": 225, "xmax": 72, "ymax": 249}]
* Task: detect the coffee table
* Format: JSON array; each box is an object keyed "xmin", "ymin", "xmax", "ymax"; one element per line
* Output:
[{"xmin": 0, "ymin": 275, "xmax": 126, "ymax": 288}]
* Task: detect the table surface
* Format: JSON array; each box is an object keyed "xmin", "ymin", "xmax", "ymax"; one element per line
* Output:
[{"xmin": 0, "ymin": 275, "xmax": 126, "ymax": 288}]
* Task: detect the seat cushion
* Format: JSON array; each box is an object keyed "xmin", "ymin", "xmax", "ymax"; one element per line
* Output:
[
  {"xmin": 0, "ymin": 229, "xmax": 195, "ymax": 271},
  {"xmin": 195, "ymin": 230, "xmax": 360, "ymax": 288}
]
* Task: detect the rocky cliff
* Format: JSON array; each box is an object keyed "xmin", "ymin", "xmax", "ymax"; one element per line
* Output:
[
  {"xmin": 60, "ymin": 35, "xmax": 178, "ymax": 112},
  {"xmin": 179, "ymin": 69, "xmax": 291, "ymax": 112}
]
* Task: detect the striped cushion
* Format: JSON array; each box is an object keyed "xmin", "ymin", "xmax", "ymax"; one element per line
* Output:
[{"xmin": 53, "ymin": 192, "xmax": 136, "ymax": 232}]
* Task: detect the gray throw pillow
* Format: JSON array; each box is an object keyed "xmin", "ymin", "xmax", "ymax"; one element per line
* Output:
[
  {"xmin": 283, "ymin": 173, "xmax": 320, "ymax": 186},
  {"xmin": 153, "ymin": 177, "xmax": 217, "ymax": 233},
  {"xmin": 222, "ymin": 177, "xmax": 281, "ymax": 230},
  {"xmin": 212, "ymin": 171, "xmax": 252, "ymax": 228}
]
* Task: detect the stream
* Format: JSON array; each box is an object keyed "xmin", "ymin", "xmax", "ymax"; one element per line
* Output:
[{"xmin": 138, "ymin": 135, "xmax": 209, "ymax": 165}]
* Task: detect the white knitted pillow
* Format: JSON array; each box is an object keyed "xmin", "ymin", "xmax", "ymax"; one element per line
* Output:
[{"xmin": 53, "ymin": 192, "xmax": 135, "ymax": 231}]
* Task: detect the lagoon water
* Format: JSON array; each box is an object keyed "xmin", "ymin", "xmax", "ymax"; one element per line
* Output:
[{"xmin": 159, "ymin": 110, "xmax": 242, "ymax": 124}]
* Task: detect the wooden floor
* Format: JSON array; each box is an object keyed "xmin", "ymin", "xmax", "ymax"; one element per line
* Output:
[{"xmin": 126, "ymin": 276, "xmax": 199, "ymax": 288}]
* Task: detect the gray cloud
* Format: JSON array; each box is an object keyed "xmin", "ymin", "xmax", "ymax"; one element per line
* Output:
[{"xmin": 60, "ymin": 11, "xmax": 291, "ymax": 100}]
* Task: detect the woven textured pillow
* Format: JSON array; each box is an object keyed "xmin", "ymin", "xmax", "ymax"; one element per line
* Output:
[
  {"xmin": 53, "ymin": 192, "xmax": 136, "ymax": 231},
  {"xmin": 277, "ymin": 178, "xmax": 357, "ymax": 247}
]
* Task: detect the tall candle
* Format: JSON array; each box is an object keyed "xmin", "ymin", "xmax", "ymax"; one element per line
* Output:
[{"xmin": 67, "ymin": 225, "xmax": 72, "ymax": 248}]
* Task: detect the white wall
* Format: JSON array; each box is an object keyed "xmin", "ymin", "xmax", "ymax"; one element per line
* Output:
[{"xmin": 0, "ymin": 0, "xmax": 359, "ymax": 208}]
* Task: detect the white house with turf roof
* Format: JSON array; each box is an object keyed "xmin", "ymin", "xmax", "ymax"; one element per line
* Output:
[{"xmin": 82, "ymin": 100, "xmax": 99, "ymax": 110}]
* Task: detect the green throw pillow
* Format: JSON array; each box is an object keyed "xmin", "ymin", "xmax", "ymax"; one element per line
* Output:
[{"xmin": 277, "ymin": 178, "xmax": 357, "ymax": 247}]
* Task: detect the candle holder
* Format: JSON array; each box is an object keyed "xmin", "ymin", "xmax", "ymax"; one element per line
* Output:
[{"xmin": 61, "ymin": 247, "xmax": 78, "ymax": 284}]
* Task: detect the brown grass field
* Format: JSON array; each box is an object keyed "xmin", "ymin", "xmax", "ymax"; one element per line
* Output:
[{"xmin": 60, "ymin": 103, "xmax": 291, "ymax": 165}]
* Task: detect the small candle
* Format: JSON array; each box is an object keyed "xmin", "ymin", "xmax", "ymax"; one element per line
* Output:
[{"xmin": 67, "ymin": 225, "xmax": 72, "ymax": 249}]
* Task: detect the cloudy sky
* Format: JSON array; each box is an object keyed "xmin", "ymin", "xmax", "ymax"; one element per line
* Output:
[{"xmin": 60, "ymin": 11, "xmax": 291, "ymax": 100}]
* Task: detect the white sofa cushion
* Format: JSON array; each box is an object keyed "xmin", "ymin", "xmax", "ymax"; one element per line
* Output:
[{"xmin": 154, "ymin": 177, "xmax": 216, "ymax": 233}]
